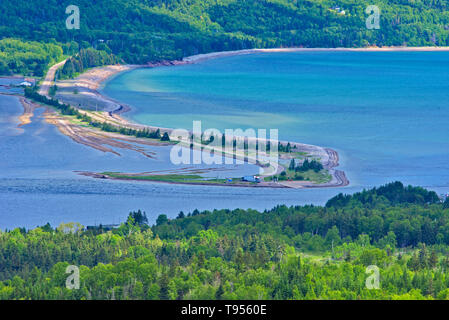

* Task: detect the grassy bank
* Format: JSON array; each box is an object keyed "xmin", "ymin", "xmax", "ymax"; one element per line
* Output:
[{"xmin": 100, "ymin": 172, "xmax": 259, "ymax": 186}]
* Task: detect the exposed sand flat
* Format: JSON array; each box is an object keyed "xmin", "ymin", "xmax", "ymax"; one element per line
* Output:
[
  {"xmin": 17, "ymin": 98, "xmax": 37, "ymax": 127},
  {"xmin": 16, "ymin": 97, "xmax": 169, "ymax": 158},
  {"xmin": 43, "ymin": 108, "xmax": 169, "ymax": 158}
]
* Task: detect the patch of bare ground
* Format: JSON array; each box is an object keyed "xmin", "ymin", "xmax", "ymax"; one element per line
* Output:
[{"xmin": 17, "ymin": 97, "xmax": 37, "ymax": 127}]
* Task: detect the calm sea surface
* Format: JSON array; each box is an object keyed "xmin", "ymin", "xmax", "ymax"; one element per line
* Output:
[{"xmin": 1, "ymin": 51, "xmax": 449, "ymax": 229}]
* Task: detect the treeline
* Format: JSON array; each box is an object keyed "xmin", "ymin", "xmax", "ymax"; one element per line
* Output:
[
  {"xmin": 99, "ymin": 122, "xmax": 170, "ymax": 141},
  {"xmin": 24, "ymin": 88, "xmax": 170, "ymax": 142},
  {"xmin": 1, "ymin": 183, "xmax": 449, "ymax": 299},
  {"xmin": 0, "ymin": 38, "xmax": 63, "ymax": 76},
  {"xmin": 153, "ymin": 182, "xmax": 446, "ymax": 248},
  {"xmin": 58, "ymin": 48, "xmax": 122, "ymax": 79},
  {"xmin": 2, "ymin": 0, "xmax": 449, "ymax": 73},
  {"xmin": 325, "ymin": 181, "xmax": 441, "ymax": 208},
  {"xmin": 289, "ymin": 158, "xmax": 324, "ymax": 173}
]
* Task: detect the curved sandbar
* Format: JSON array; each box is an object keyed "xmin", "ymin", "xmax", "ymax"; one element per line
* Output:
[{"xmin": 36, "ymin": 48, "xmax": 363, "ymax": 188}]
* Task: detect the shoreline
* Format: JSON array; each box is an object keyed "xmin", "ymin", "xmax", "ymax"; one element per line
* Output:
[
  {"xmin": 180, "ymin": 46, "xmax": 449, "ymax": 64},
  {"xmin": 54, "ymin": 45, "xmax": 449, "ymax": 115}
]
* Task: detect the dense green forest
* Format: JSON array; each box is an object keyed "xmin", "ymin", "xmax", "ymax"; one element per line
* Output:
[
  {"xmin": 0, "ymin": 39, "xmax": 64, "ymax": 76},
  {"xmin": 1, "ymin": 0, "xmax": 449, "ymax": 75},
  {"xmin": 2, "ymin": 182, "xmax": 449, "ymax": 300}
]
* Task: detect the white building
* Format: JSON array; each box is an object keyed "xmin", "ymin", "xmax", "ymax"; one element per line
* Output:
[{"xmin": 19, "ymin": 81, "xmax": 33, "ymax": 87}]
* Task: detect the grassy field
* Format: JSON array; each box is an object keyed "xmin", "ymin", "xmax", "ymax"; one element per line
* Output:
[{"xmin": 101, "ymin": 172, "xmax": 259, "ymax": 186}]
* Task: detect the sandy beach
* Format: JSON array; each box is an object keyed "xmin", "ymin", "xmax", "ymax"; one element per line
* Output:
[{"xmin": 53, "ymin": 65, "xmax": 138, "ymax": 113}]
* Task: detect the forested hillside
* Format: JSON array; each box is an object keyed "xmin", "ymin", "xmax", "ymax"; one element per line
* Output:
[
  {"xmin": 0, "ymin": 39, "xmax": 63, "ymax": 76},
  {"xmin": 2, "ymin": 182, "xmax": 449, "ymax": 300},
  {"xmin": 1, "ymin": 0, "xmax": 449, "ymax": 75}
]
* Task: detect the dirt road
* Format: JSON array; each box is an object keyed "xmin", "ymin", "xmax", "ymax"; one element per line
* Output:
[{"xmin": 38, "ymin": 59, "xmax": 67, "ymax": 97}]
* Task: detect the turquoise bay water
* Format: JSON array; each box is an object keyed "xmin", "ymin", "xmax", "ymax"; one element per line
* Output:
[
  {"xmin": 103, "ymin": 51, "xmax": 449, "ymax": 189},
  {"xmin": 2, "ymin": 51, "xmax": 449, "ymax": 229}
]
